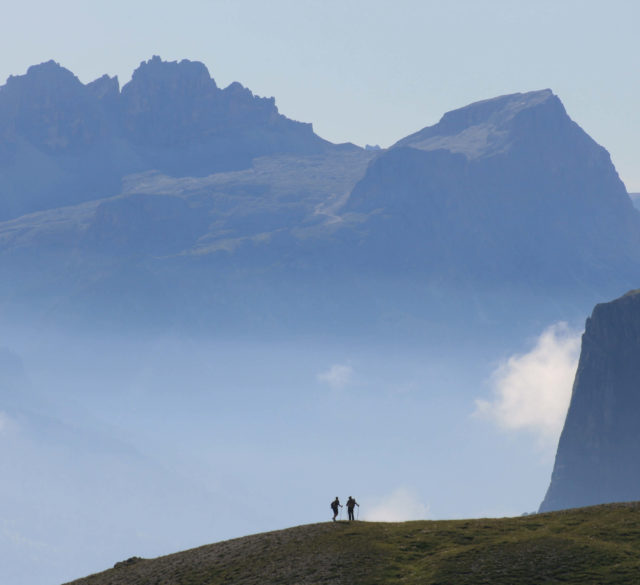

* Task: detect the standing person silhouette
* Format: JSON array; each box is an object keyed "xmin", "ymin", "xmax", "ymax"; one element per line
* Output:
[
  {"xmin": 346, "ymin": 496, "xmax": 359, "ymax": 521},
  {"xmin": 330, "ymin": 497, "xmax": 342, "ymax": 521}
]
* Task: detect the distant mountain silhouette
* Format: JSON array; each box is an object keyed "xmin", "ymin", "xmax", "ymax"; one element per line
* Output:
[
  {"xmin": 0, "ymin": 57, "xmax": 339, "ymax": 221},
  {"xmin": 340, "ymin": 90, "xmax": 640, "ymax": 286},
  {"xmin": 0, "ymin": 62, "xmax": 639, "ymax": 335},
  {"xmin": 540, "ymin": 290, "xmax": 640, "ymax": 512}
]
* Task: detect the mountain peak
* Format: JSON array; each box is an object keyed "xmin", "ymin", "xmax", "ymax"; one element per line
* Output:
[
  {"xmin": 437, "ymin": 89, "xmax": 555, "ymax": 133},
  {"xmin": 393, "ymin": 89, "xmax": 566, "ymax": 158},
  {"xmin": 86, "ymin": 74, "xmax": 120, "ymax": 101},
  {"xmin": 0, "ymin": 57, "xmax": 335, "ymax": 218},
  {"xmin": 25, "ymin": 59, "xmax": 76, "ymax": 79},
  {"xmin": 0, "ymin": 59, "xmax": 106, "ymax": 158},
  {"xmin": 4, "ymin": 59, "xmax": 83, "ymax": 93},
  {"xmin": 124, "ymin": 56, "xmax": 217, "ymax": 92}
]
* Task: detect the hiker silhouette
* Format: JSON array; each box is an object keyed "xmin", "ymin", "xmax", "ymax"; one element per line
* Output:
[
  {"xmin": 330, "ymin": 497, "xmax": 342, "ymax": 521},
  {"xmin": 346, "ymin": 496, "xmax": 359, "ymax": 521}
]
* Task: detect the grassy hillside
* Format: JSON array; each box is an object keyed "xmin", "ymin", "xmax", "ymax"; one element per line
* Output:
[{"xmin": 65, "ymin": 503, "xmax": 640, "ymax": 585}]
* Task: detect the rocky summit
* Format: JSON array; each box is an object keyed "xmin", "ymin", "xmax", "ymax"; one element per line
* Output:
[
  {"xmin": 0, "ymin": 56, "xmax": 335, "ymax": 220},
  {"xmin": 540, "ymin": 290, "xmax": 640, "ymax": 512},
  {"xmin": 343, "ymin": 90, "xmax": 640, "ymax": 285}
]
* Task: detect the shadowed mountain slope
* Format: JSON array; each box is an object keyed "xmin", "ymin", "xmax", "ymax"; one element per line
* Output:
[
  {"xmin": 65, "ymin": 503, "xmax": 640, "ymax": 585},
  {"xmin": 540, "ymin": 290, "xmax": 640, "ymax": 512},
  {"xmin": 341, "ymin": 90, "xmax": 640, "ymax": 286}
]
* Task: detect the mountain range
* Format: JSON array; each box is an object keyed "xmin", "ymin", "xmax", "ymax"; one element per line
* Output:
[
  {"xmin": 1, "ymin": 57, "xmax": 639, "ymax": 337},
  {"xmin": 0, "ymin": 56, "xmax": 337, "ymax": 221}
]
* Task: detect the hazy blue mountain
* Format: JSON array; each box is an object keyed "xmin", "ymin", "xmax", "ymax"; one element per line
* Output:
[
  {"xmin": 0, "ymin": 57, "xmax": 340, "ymax": 221},
  {"xmin": 340, "ymin": 90, "xmax": 640, "ymax": 287},
  {"xmin": 540, "ymin": 290, "xmax": 640, "ymax": 512},
  {"xmin": 117, "ymin": 56, "xmax": 337, "ymax": 176},
  {"xmin": 0, "ymin": 70, "xmax": 638, "ymax": 338}
]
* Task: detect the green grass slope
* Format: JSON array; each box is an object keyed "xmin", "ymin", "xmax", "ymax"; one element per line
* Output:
[{"xmin": 64, "ymin": 503, "xmax": 640, "ymax": 585}]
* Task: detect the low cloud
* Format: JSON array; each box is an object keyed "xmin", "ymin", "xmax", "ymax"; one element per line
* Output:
[
  {"xmin": 317, "ymin": 363, "xmax": 354, "ymax": 390},
  {"xmin": 475, "ymin": 322, "xmax": 581, "ymax": 444},
  {"xmin": 363, "ymin": 487, "xmax": 429, "ymax": 522}
]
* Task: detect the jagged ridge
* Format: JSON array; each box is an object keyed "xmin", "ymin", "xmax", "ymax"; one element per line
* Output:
[{"xmin": 0, "ymin": 57, "xmax": 336, "ymax": 220}]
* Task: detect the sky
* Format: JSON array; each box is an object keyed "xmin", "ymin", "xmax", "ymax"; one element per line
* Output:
[{"xmin": 1, "ymin": 0, "xmax": 639, "ymax": 190}]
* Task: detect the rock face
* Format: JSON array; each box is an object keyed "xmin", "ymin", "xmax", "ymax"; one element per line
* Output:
[
  {"xmin": 342, "ymin": 90, "xmax": 640, "ymax": 286},
  {"xmin": 0, "ymin": 57, "xmax": 333, "ymax": 220},
  {"xmin": 540, "ymin": 290, "xmax": 640, "ymax": 512}
]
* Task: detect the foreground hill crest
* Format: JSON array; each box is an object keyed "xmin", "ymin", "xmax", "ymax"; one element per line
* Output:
[{"xmin": 64, "ymin": 503, "xmax": 640, "ymax": 585}]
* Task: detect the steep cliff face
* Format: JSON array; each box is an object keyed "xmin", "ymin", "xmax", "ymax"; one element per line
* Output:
[{"xmin": 540, "ymin": 291, "xmax": 640, "ymax": 512}]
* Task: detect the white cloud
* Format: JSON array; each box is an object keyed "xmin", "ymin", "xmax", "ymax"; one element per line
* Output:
[
  {"xmin": 475, "ymin": 322, "xmax": 581, "ymax": 444},
  {"xmin": 363, "ymin": 487, "xmax": 429, "ymax": 522},
  {"xmin": 317, "ymin": 363, "xmax": 354, "ymax": 390}
]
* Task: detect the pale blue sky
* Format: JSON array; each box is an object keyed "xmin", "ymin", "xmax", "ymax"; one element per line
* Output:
[{"xmin": 2, "ymin": 0, "xmax": 639, "ymax": 189}]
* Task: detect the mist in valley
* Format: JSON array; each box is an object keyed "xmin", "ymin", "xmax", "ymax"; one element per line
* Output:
[{"xmin": 0, "ymin": 304, "xmax": 588, "ymax": 585}]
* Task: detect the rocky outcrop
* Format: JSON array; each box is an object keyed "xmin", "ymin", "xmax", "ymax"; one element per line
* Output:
[
  {"xmin": 118, "ymin": 56, "xmax": 329, "ymax": 175},
  {"xmin": 540, "ymin": 290, "xmax": 640, "ymax": 512},
  {"xmin": 0, "ymin": 57, "xmax": 334, "ymax": 220}
]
